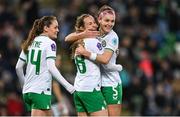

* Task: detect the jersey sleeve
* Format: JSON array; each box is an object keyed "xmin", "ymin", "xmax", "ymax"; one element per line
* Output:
[
  {"xmin": 105, "ymin": 35, "xmax": 119, "ymax": 52},
  {"xmin": 19, "ymin": 50, "xmax": 27, "ymax": 62},
  {"xmin": 46, "ymin": 41, "xmax": 56, "ymax": 60}
]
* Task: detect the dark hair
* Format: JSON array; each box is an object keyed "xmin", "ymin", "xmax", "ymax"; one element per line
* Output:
[
  {"xmin": 75, "ymin": 14, "xmax": 91, "ymax": 32},
  {"xmin": 22, "ymin": 16, "xmax": 57, "ymax": 54}
]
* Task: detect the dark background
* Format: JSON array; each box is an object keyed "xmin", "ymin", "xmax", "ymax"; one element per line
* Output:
[{"xmin": 0, "ymin": 0, "xmax": 179, "ymax": 116}]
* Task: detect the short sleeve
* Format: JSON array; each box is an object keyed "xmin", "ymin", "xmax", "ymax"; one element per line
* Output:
[
  {"xmin": 19, "ymin": 50, "xmax": 27, "ymax": 62},
  {"xmin": 46, "ymin": 41, "xmax": 56, "ymax": 60},
  {"xmin": 105, "ymin": 36, "xmax": 119, "ymax": 52}
]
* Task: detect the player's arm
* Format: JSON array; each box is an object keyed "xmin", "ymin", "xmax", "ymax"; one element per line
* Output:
[
  {"xmin": 65, "ymin": 30, "xmax": 100, "ymax": 43},
  {"xmin": 47, "ymin": 58, "xmax": 75, "ymax": 94},
  {"xmin": 15, "ymin": 58, "xmax": 26, "ymax": 88},
  {"xmin": 52, "ymin": 80, "xmax": 63, "ymax": 102},
  {"xmin": 65, "ymin": 32, "xmax": 85, "ymax": 43},
  {"xmin": 102, "ymin": 63, "xmax": 123, "ymax": 72},
  {"xmin": 75, "ymin": 44, "xmax": 112, "ymax": 64}
]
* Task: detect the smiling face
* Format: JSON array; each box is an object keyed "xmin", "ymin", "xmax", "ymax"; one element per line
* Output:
[
  {"xmin": 83, "ymin": 15, "xmax": 98, "ymax": 31},
  {"xmin": 98, "ymin": 10, "xmax": 116, "ymax": 34},
  {"xmin": 44, "ymin": 19, "xmax": 59, "ymax": 40}
]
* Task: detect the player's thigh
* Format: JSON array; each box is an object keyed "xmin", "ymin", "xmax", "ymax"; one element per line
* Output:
[
  {"xmin": 31, "ymin": 109, "xmax": 52, "ymax": 116},
  {"xmin": 107, "ymin": 104, "xmax": 122, "ymax": 116},
  {"xmin": 24, "ymin": 93, "xmax": 51, "ymax": 111},
  {"xmin": 73, "ymin": 91, "xmax": 87, "ymax": 113},
  {"xmin": 101, "ymin": 84, "xmax": 123, "ymax": 105},
  {"xmin": 77, "ymin": 112, "xmax": 88, "ymax": 116},
  {"xmin": 23, "ymin": 93, "xmax": 32, "ymax": 112},
  {"xmin": 75, "ymin": 90, "xmax": 107, "ymax": 114},
  {"xmin": 90, "ymin": 108, "xmax": 108, "ymax": 116}
]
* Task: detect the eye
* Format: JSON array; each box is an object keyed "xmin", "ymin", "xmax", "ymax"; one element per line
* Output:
[
  {"xmin": 89, "ymin": 22, "xmax": 92, "ymax": 25},
  {"xmin": 105, "ymin": 19, "xmax": 109, "ymax": 22},
  {"xmin": 111, "ymin": 20, "xmax": 115, "ymax": 23}
]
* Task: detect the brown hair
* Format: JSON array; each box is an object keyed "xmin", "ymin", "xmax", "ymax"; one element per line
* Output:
[
  {"xmin": 71, "ymin": 39, "xmax": 84, "ymax": 59},
  {"xmin": 70, "ymin": 14, "xmax": 93, "ymax": 58},
  {"xmin": 74, "ymin": 14, "xmax": 92, "ymax": 32},
  {"xmin": 22, "ymin": 16, "xmax": 57, "ymax": 54}
]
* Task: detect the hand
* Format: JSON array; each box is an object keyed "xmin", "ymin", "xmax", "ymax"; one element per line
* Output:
[
  {"xmin": 117, "ymin": 64, "xmax": 123, "ymax": 71},
  {"xmin": 75, "ymin": 44, "xmax": 87, "ymax": 56},
  {"xmin": 58, "ymin": 102, "xmax": 63, "ymax": 112},
  {"xmin": 83, "ymin": 30, "xmax": 100, "ymax": 38}
]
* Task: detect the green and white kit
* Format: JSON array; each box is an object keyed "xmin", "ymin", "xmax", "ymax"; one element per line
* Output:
[
  {"xmin": 74, "ymin": 38, "xmax": 107, "ymax": 113},
  {"xmin": 19, "ymin": 35, "xmax": 56, "ymax": 95}
]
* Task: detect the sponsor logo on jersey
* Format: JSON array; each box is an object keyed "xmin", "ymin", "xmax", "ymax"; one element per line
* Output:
[
  {"xmin": 97, "ymin": 42, "xmax": 102, "ymax": 50},
  {"xmin": 51, "ymin": 43, "xmax": 56, "ymax": 51}
]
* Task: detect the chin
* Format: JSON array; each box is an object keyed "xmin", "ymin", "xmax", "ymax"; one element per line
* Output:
[
  {"xmin": 51, "ymin": 36, "xmax": 57, "ymax": 40},
  {"xmin": 103, "ymin": 30, "xmax": 109, "ymax": 34}
]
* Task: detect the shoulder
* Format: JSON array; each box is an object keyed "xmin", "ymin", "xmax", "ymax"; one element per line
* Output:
[
  {"xmin": 107, "ymin": 30, "xmax": 118, "ymax": 39},
  {"xmin": 37, "ymin": 36, "xmax": 56, "ymax": 51},
  {"xmin": 84, "ymin": 38, "xmax": 103, "ymax": 51},
  {"xmin": 36, "ymin": 36, "xmax": 55, "ymax": 43},
  {"xmin": 83, "ymin": 38, "xmax": 100, "ymax": 45}
]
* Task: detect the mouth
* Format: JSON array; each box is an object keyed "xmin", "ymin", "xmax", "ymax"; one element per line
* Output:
[
  {"xmin": 88, "ymin": 28, "xmax": 97, "ymax": 31},
  {"xmin": 105, "ymin": 25, "xmax": 113, "ymax": 31}
]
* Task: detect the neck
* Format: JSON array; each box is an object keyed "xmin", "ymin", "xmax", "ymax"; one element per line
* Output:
[
  {"xmin": 99, "ymin": 28, "xmax": 108, "ymax": 37},
  {"xmin": 40, "ymin": 33, "xmax": 48, "ymax": 37}
]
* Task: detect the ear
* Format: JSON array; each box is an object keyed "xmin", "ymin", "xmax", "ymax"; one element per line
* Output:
[
  {"xmin": 98, "ymin": 16, "xmax": 101, "ymax": 23},
  {"xmin": 43, "ymin": 26, "xmax": 49, "ymax": 32}
]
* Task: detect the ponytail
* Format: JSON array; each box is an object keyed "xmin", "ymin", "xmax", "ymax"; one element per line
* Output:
[{"xmin": 22, "ymin": 19, "xmax": 40, "ymax": 54}]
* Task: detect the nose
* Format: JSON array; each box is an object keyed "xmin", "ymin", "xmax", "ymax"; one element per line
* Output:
[{"xmin": 93, "ymin": 23, "xmax": 98, "ymax": 29}]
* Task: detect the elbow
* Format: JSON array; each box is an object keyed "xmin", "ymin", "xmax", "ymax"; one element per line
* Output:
[
  {"xmin": 64, "ymin": 37, "xmax": 68, "ymax": 42},
  {"xmin": 64, "ymin": 36, "xmax": 71, "ymax": 42}
]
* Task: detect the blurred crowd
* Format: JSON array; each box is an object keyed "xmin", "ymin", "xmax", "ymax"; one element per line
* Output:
[{"xmin": 0, "ymin": 0, "xmax": 179, "ymax": 116}]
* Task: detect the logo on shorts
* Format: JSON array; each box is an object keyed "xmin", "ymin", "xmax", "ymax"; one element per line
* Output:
[
  {"xmin": 47, "ymin": 105, "xmax": 50, "ymax": 109},
  {"xmin": 102, "ymin": 106, "xmax": 105, "ymax": 110},
  {"xmin": 51, "ymin": 43, "xmax": 56, "ymax": 51}
]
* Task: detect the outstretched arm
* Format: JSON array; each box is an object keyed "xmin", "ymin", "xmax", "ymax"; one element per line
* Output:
[
  {"xmin": 47, "ymin": 59, "xmax": 75, "ymax": 94},
  {"xmin": 65, "ymin": 30, "xmax": 100, "ymax": 43}
]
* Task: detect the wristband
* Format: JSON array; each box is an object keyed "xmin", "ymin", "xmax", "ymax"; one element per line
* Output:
[{"xmin": 89, "ymin": 53, "xmax": 97, "ymax": 61}]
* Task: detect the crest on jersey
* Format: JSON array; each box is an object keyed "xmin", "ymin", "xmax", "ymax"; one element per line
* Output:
[
  {"xmin": 97, "ymin": 42, "xmax": 102, "ymax": 50},
  {"xmin": 116, "ymin": 49, "xmax": 119, "ymax": 55},
  {"xmin": 51, "ymin": 43, "xmax": 56, "ymax": 51},
  {"xmin": 101, "ymin": 40, "xmax": 106, "ymax": 47},
  {"xmin": 112, "ymin": 38, "xmax": 117, "ymax": 46}
]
